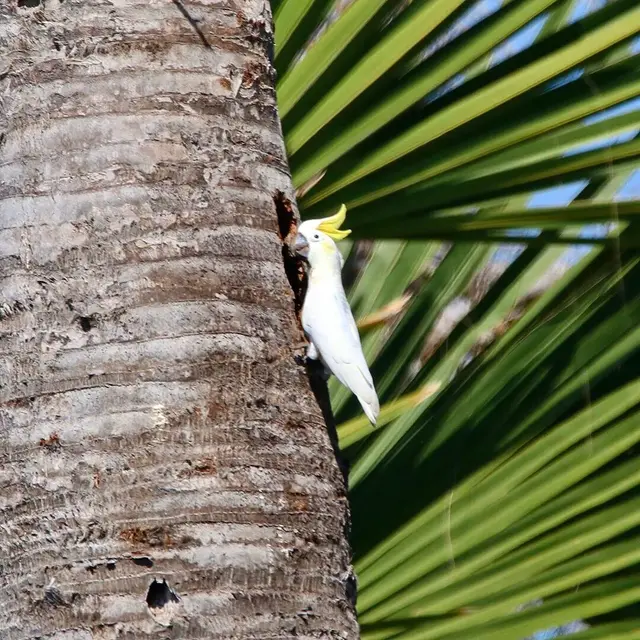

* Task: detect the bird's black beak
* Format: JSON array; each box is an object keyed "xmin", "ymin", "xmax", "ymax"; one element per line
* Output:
[{"xmin": 293, "ymin": 233, "xmax": 309, "ymax": 259}]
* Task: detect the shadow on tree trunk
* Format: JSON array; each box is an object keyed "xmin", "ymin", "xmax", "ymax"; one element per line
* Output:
[{"xmin": 307, "ymin": 360, "xmax": 351, "ymax": 488}]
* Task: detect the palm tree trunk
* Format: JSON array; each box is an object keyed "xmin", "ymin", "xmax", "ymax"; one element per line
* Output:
[{"xmin": 0, "ymin": 1, "xmax": 358, "ymax": 637}]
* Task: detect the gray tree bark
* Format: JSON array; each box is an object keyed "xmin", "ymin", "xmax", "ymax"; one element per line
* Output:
[{"xmin": 0, "ymin": 1, "xmax": 358, "ymax": 638}]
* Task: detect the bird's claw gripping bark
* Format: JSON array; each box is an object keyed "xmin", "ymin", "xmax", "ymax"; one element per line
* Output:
[{"xmin": 306, "ymin": 341, "xmax": 319, "ymax": 361}]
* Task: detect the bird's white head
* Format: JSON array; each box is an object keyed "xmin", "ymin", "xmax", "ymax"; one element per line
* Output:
[{"xmin": 293, "ymin": 204, "xmax": 351, "ymax": 269}]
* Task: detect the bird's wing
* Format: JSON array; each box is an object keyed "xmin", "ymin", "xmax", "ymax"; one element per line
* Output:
[{"xmin": 304, "ymin": 287, "xmax": 379, "ymax": 422}]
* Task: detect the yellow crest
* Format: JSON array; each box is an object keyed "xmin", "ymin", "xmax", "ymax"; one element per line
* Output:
[{"xmin": 316, "ymin": 204, "xmax": 352, "ymax": 241}]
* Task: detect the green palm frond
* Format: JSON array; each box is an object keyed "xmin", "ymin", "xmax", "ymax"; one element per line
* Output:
[
  {"xmin": 275, "ymin": 0, "xmax": 640, "ymax": 637},
  {"xmin": 347, "ymin": 225, "xmax": 640, "ymax": 638}
]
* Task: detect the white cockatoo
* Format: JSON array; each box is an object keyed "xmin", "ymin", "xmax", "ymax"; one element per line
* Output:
[{"xmin": 293, "ymin": 205, "xmax": 379, "ymax": 424}]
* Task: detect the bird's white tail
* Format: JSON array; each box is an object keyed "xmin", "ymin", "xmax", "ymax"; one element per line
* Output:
[{"xmin": 359, "ymin": 392, "xmax": 380, "ymax": 425}]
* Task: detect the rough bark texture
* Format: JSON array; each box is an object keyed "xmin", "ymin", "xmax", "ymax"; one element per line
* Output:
[{"xmin": 0, "ymin": 1, "xmax": 358, "ymax": 638}]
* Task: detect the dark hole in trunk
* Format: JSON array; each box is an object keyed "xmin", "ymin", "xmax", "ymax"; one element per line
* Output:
[
  {"xmin": 146, "ymin": 579, "xmax": 180, "ymax": 609},
  {"xmin": 132, "ymin": 556, "xmax": 154, "ymax": 568},
  {"xmin": 274, "ymin": 191, "xmax": 307, "ymax": 316},
  {"xmin": 78, "ymin": 316, "xmax": 95, "ymax": 332}
]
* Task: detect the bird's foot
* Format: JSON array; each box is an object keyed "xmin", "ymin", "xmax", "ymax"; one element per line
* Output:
[{"xmin": 306, "ymin": 341, "xmax": 319, "ymax": 361}]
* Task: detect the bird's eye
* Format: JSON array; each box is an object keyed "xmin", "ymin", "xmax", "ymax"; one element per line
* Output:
[{"xmin": 313, "ymin": 233, "xmax": 320, "ymax": 240}]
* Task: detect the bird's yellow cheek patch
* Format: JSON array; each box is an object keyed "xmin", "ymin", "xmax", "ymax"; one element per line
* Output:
[{"xmin": 320, "ymin": 241, "xmax": 336, "ymax": 257}]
